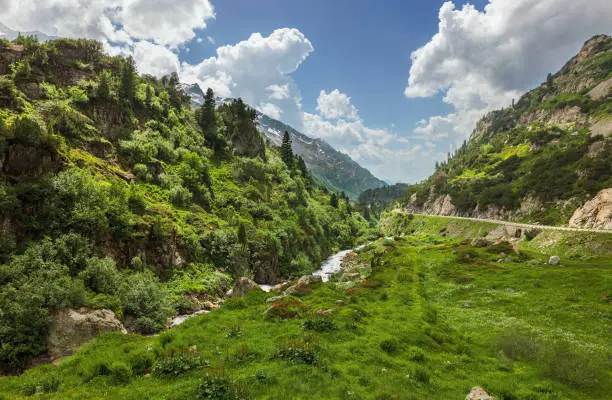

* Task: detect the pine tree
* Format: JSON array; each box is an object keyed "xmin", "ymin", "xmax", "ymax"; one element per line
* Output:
[
  {"xmin": 145, "ymin": 85, "xmax": 154, "ymax": 105},
  {"xmin": 363, "ymin": 206, "xmax": 371, "ymax": 220},
  {"xmin": 281, "ymin": 131, "xmax": 294, "ymax": 168},
  {"xmin": 119, "ymin": 56, "xmax": 136, "ymax": 105},
  {"xmin": 238, "ymin": 223, "xmax": 247, "ymax": 250},
  {"xmin": 297, "ymin": 156, "xmax": 309, "ymax": 178},
  {"xmin": 199, "ymin": 88, "xmax": 219, "ymax": 149},
  {"xmin": 330, "ymin": 193, "xmax": 338, "ymax": 208},
  {"xmin": 97, "ymin": 70, "xmax": 111, "ymax": 99},
  {"xmin": 168, "ymin": 72, "xmax": 182, "ymax": 108}
]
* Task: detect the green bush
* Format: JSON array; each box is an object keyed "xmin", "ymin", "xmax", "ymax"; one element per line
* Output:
[
  {"xmin": 110, "ymin": 361, "xmax": 132, "ymax": 384},
  {"xmin": 152, "ymin": 350, "xmax": 207, "ymax": 377},
  {"xmin": 79, "ymin": 257, "xmax": 119, "ymax": 294},
  {"xmin": 499, "ymin": 328, "xmax": 539, "ymax": 361},
  {"xmin": 169, "ymin": 184, "xmax": 193, "ymax": 208},
  {"xmin": 302, "ymin": 315, "xmax": 337, "ymax": 332},
  {"xmin": 546, "ymin": 343, "xmax": 602, "ymax": 388},
  {"xmin": 121, "ymin": 272, "xmax": 172, "ymax": 333},
  {"xmin": 197, "ymin": 371, "xmax": 249, "ymax": 400},
  {"xmin": 380, "ymin": 338, "xmax": 400, "ymax": 354},
  {"xmin": 274, "ymin": 337, "xmax": 320, "ymax": 365}
]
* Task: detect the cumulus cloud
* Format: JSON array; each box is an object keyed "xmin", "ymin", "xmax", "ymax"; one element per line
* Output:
[
  {"xmin": 406, "ymin": 0, "xmax": 612, "ymax": 144},
  {"xmin": 259, "ymin": 102, "xmax": 282, "ymax": 120},
  {"xmin": 0, "ymin": 0, "xmax": 215, "ymax": 77},
  {"xmin": 182, "ymin": 28, "xmax": 314, "ymax": 127},
  {"xmin": 315, "ymin": 89, "xmax": 359, "ymax": 121}
]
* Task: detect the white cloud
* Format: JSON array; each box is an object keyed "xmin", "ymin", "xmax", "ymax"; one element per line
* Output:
[
  {"xmin": 181, "ymin": 28, "xmax": 314, "ymax": 127},
  {"xmin": 132, "ymin": 41, "xmax": 180, "ymax": 76},
  {"xmin": 0, "ymin": 0, "xmax": 215, "ymax": 77},
  {"xmin": 258, "ymin": 102, "xmax": 282, "ymax": 120},
  {"xmin": 266, "ymin": 84, "xmax": 291, "ymax": 100},
  {"xmin": 206, "ymin": 36, "xmax": 216, "ymax": 45},
  {"xmin": 315, "ymin": 89, "xmax": 359, "ymax": 121},
  {"xmin": 406, "ymin": 0, "xmax": 612, "ymax": 144}
]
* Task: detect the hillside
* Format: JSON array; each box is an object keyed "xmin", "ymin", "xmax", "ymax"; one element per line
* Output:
[
  {"xmin": 181, "ymin": 83, "xmax": 386, "ymax": 200},
  {"xmin": 402, "ymin": 35, "xmax": 612, "ymax": 227},
  {"xmin": 0, "ymin": 36, "xmax": 371, "ymax": 372}
]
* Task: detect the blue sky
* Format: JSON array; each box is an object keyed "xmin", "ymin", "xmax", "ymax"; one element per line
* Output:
[{"xmin": 2, "ymin": 0, "xmax": 610, "ymax": 183}]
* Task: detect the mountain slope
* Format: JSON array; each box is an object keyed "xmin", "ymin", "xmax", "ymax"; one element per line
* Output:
[
  {"xmin": 0, "ymin": 22, "xmax": 56, "ymax": 42},
  {"xmin": 181, "ymin": 83, "xmax": 386, "ymax": 199},
  {"xmin": 402, "ymin": 35, "xmax": 612, "ymax": 227},
  {"xmin": 0, "ymin": 37, "xmax": 370, "ymax": 372},
  {"xmin": 258, "ymin": 114, "xmax": 386, "ymax": 199}
]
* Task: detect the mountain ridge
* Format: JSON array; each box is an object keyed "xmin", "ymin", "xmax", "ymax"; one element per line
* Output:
[
  {"xmin": 181, "ymin": 82, "xmax": 386, "ymax": 199},
  {"xmin": 400, "ymin": 34, "xmax": 612, "ymax": 228}
]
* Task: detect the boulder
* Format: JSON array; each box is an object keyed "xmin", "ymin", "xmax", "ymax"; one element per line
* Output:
[
  {"xmin": 569, "ymin": 188, "xmax": 612, "ymax": 230},
  {"xmin": 227, "ymin": 277, "xmax": 260, "ymax": 298},
  {"xmin": 266, "ymin": 295, "xmax": 287, "ymax": 303},
  {"xmin": 548, "ymin": 256, "xmax": 561, "ymax": 265},
  {"xmin": 284, "ymin": 274, "xmax": 322, "ymax": 296},
  {"xmin": 471, "ymin": 238, "xmax": 491, "ymax": 248},
  {"xmin": 48, "ymin": 308, "xmax": 125, "ymax": 359},
  {"xmin": 466, "ymin": 387, "xmax": 497, "ymax": 400}
]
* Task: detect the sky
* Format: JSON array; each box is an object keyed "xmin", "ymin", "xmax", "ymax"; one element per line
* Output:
[{"xmin": 1, "ymin": 0, "xmax": 611, "ymax": 183}]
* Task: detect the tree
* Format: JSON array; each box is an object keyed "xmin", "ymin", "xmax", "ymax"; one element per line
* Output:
[
  {"xmin": 167, "ymin": 72, "xmax": 182, "ymax": 108},
  {"xmin": 281, "ymin": 131, "xmax": 294, "ymax": 168},
  {"xmin": 119, "ymin": 56, "xmax": 136, "ymax": 105},
  {"xmin": 97, "ymin": 70, "xmax": 112, "ymax": 99},
  {"xmin": 238, "ymin": 223, "xmax": 247, "ymax": 251},
  {"xmin": 145, "ymin": 85, "xmax": 154, "ymax": 105},
  {"xmin": 199, "ymin": 88, "xmax": 222, "ymax": 151},
  {"xmin": 330, "ymin": 193, "xmax": 339, "ymax": 208},
  {"xmin": 297, "ymin": 156, "xmax": 309, "ymax": 178}
]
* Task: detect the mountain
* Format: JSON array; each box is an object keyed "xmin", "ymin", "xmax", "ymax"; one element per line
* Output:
[
  {"xmin": 401, "ymin": 35, "xmax": 612, "ymax": 228},
  {"xmin": 0, "ymin": 37, "xmax": 370, "ymax": 372},
  {"xmin": 0, "ymin": 22, "xmax": 56, "ymax": 42},
  {"xmin": 257, "ymin": 114, "xmax": 386, "ymax": 199},
  {"xmin": 180, "ymin": 83, "xmax": 386, "ymax": 199}
]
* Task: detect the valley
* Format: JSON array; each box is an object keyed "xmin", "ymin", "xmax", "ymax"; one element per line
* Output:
[{"xmin": 0, "ymin": 22, "xmax": 611, "ymax": 400}]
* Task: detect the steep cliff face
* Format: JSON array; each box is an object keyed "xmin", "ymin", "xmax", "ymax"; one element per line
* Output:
[{"xmin": 403, "ymin": 35, "xmax": 612, "ymax": 227}]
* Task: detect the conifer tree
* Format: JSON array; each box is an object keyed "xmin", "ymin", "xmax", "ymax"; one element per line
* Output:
[
  {"xmin": 281, "ymin": 131, "xmax": 294, "ymax": 168},
  {"xmin": 238, "ymin": 223, "xmax": 247, "ymax": 251},
  {"xmin": 330, "ymin": 193, "xmax": 339, "ymax": 208},
  {"xmin": 97, "ymin": 70, "xmax": 112, "ymax": 99},
  {"xmin": 297, "ymin": 156, "xmax": 308, "ymax": 177},
  {"xmin": 119, "ymin": 56, "xmax": 136, "ymax": 105},
  {"xmin": 199, "ymin": 88, "xmax": 221, "ymax": 152}
]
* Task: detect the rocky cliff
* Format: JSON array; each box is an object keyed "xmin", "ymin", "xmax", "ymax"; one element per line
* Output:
[{"xmin": 403, "ymin": 35, "xmax": 612, "ymax": 227}]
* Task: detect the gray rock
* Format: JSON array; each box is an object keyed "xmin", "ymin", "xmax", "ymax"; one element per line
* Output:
[
  {"xmin": 466, "ymin": 387, "xmax": 497, "ymax": 400},
  {"xmin": 548, "ymin": 255, "xmax": 561, "ymax": 265},
  {"xmin": 336, "ymin": 300, "xmax": 345, "ymax": 306},
  {"xmin": 462, "ymin": 302, "xmax": 472, "ymax": 308},
  {"xmin": 266, "ymin": 295, "xmax": 286, "ymax": 303},
  {"xmin": 227, "ymin": 277, "xmax": 261, "ymax": 298},
  {"xmin": 48, "ymin": 308, "xmax": 125, "ymax": 359}
]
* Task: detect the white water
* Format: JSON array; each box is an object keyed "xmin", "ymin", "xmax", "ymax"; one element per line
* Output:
[{"xmin": 170, "ymin": 243, "xmax": 370, "ymax": 326}]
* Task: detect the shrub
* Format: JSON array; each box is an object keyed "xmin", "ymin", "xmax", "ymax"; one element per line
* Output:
[
  {"xmin": 380, "ymin": 339, "xmax": 400, "ymax": 354},
  {"xmin": 546, "ymin": 344, "xmax": 601, "ymax": 388},
  {"xmin": 152, "ymin": 349, "xmax": 207, "ymax": 377},
  {"xmin": 110, "ymin": 361, "xmax": 132, "ymax": 384},
  {"xmin": 408, "ymin": 347, "xmax": 426, "ymax": 363},
  {"xmin": 499, "ymin": 328, "xmax": 539, "ymax": 361},
  {"xmin": 121, "ymin": 272, "xmax": 172, "ymax": 333},
  {"xmin": 274, "ymin": 337, "xmax": 320, "ymax": 365},
  {"xmin": 302, "ymin": 315, "xmax": 337, "ymax": 332},
  {"xmin": 169, "ymin": 184, "xmax": 193, "ymax": 208},
  {"xmin": 79, "ymin": 257, "xmax": 119, "ymax": 294},
  {"xmin": 265, "ymin": 299, "xmax": 305, "ymax": 320},
  {"xmin": 412, "ymin": 366, "xmax": 430, "ymax": 384},
  {"xmin": 197, "ymin": 370, "xmax": 249, "ymax": 400}
]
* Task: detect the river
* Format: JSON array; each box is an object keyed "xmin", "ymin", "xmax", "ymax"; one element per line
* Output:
[{"xmin": 170, "ymin": 244, "xmax": 366, "ymax": 326}]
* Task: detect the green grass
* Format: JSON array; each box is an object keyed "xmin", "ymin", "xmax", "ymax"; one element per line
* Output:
[{"xmin": 1, "ymin": 235, "xmax": 610, "ymax": 399}]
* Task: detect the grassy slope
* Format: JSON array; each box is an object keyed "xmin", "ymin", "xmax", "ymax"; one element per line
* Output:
[{"xmin": 2, "ymin": 232, "xmax": 610, "ymax": 399}]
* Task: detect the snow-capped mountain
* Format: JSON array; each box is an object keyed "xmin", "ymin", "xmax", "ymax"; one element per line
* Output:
[
  {"xmin": 0, "ymin": 22, "xmax": 56, "ymax": 42},
  {"xmin": 181, "ymin": 83, "xmax": 385, "ymax": 199}
]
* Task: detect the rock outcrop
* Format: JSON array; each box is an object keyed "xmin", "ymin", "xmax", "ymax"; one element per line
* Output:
[
  {"xmin": 226, "ymin": 277, "xmax": 261, "ymax": 298},
  {"xmin": 466, "ymin": 387, "xmax": 497, "ymax": 400},
  {"xmin": 47, "ymin": 308, "xmax": 125, "ymax": 359},
  {"xmin": 569, "ymin": 188, "xmax": 612, "ymax": 230}
]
